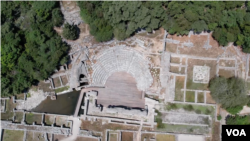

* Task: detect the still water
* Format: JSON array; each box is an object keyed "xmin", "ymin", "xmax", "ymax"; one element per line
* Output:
[{"xmin": 32, "ymin": 90, "xmax": 80, "ymax": 115}]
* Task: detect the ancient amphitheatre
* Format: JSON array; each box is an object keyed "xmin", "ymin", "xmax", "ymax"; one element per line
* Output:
[{"xmin": 1, "ymin": 1, "xmax": 250, "ymax": 141}]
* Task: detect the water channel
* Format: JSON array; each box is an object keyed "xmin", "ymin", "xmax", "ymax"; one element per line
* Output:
[{"xmin": 32, "ymin": 90, "xmax": 80, "ymax": 115}]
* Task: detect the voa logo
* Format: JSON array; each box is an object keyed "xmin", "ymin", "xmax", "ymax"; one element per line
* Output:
[{"xmin": 226, "ymin": 129, "xmax": 246, "ymax": 136}]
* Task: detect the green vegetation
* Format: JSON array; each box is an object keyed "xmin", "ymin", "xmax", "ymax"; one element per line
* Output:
[
  {"xmin": 78, "ymin": 1, "xmax": 250, "ymax": 52},
  {"xmin": 1, "ymin": 99, "xmax": 16, "ymax": 120},
  {"xmin": 226, "ymin": 114, "xmax": 250, "ymax": 125},
  {"xmin": 185, "ymin": 91, "xmax": 195, "ymax": 102},
  {"xmin": 164, "ymin": 103, "xmax": 214, "ymax": 116},
  {"xmin": 27, "ymin": 93, "xmax": 31, "ymax": 98},
  {"xmin": 62, "ymin": 23, "xmax": 79, "ymax": 40},
  {"xmin": 155, "ymin": 110, "xmax": 164, "ymax": 129},
  {"xmin": 25, "ymin": 113, "xmax": 34, "ymax": 124},
  {"xmin": 1, "ymin": 1, "xmax": 69, "ymax": 97},
  {"xmin": 15, "ymin": 112, "xmax": 24, "ymax": 123},
  {"xmin": 175, "ymin": 76, "xmax": 184, "ymax": 101},
  {"xmin": 3, "ymin": 130, "xmax": 24, "ymax": 141},
  {"xmin": 186, "ymin": 79, "xmax": 208, "ymax": 90},
  {"xmin": 217, "ymin": 115, "xmax": 222, "ymax": 121},
  {"xmin": 226, "ymin": 106, "xmax": 244, "ymax": 115},
  {"xmin": 209, "ymin": 77, "xmax": 249, "ymax": 114},
  {"xmin": 55, "ymin": 86, "xmax": 70, "ymax": 93},
  {"xmin": 25, "ymin": 113, "xmax": 42, "ymax": 125},
  {"xmin": 165, "ymin": 103, "xmax": 178, "ymax": 110},
  {"xmin": 197, "ymin": 93, "xmax": 204, "ymax": 103}
]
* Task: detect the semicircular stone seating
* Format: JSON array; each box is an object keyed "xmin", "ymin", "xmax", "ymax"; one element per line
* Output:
[{"xmin": 91, "ymin": 46, "xmax": 153, "ymax": 91}]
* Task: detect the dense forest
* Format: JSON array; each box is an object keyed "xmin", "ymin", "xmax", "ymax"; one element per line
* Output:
[
  {"xmin": 78, "ymin": 1, "xmax": 250, "ymax": 53},
  {"xmin": 1, "ymin": 1, "xmax": 69, "ymax": 97}
]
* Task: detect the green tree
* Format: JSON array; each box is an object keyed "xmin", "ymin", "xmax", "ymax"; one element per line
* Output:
[
  {"xmin": 62, "ymin": 23, "xmax": 78, "ymax": 40},
  {"xmin": 209, "ymin": 77, "xmax": 248, "ymax": 113},
  {"xmin": 52, "ymin": 8, "xmax": 64, "ymax": 27}
]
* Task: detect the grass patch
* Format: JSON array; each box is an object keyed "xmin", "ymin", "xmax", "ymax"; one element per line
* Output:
[
  {"xmin": 175, "ymin": 76, "xmax": 185, "ymax": 101},
  {"xmin": 1, "ymin": 99, "xmax": 16, "ymax": 120},
  {"xmin": 197, "ymin": 92, "xmax": 204, "ymax": 103},
  {"xmin": 185, "ymin": 91, "xmax": 195, "ymax": 102},
  {"xmin": 226, "ymin": 114, "xmax": 250, "ymax": 125},
  {"xmin": 55, "ymin": 86, "xmax": 69, "ymax": 93},
  {"xmin": 25, "ymin": 113, "xmax": 42, "ymax": 125},
  {"xmin": 156, "ymin": 134, "xmax": 175, "ymax": 141},
  {"xmin": 163, "ymin": 103, "xmax": 214, "ymax": 116},
  {"xmin": 165, "ymin": 103, "xmax": 178, "ymax": 111},
  {"xmin": 14, "ymin": 112, "xmax": 23, "ymax": 123},
  {"xmin": 27, "ymin": 93, "xmax": 31, "ymax": 98},
  {"xmin": 3, "ymin": 130, "xmax": 24, "ymax": 141},
  {"xmin": 225, "ymin": 106, "xmax": 243, "ymax": 115},
  {"xmin": 186, "ymin": 79, "xmax": 208, "ymax": 90},
  {"xmin": 175, "ymin": 91, "xmax": 184, "ymax": 101}
]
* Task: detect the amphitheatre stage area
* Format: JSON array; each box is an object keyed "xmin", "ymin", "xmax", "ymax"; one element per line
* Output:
[{"xmin": 96, "ymin": 72, "xmax": 145, "ymax": 108}]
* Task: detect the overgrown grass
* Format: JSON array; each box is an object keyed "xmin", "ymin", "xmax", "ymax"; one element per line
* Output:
[
  {"xmin": 226, "ymin": 106, "xmax": 243, "ymax": 115},
  {"xmin": 186, "ymin": 79, "xmax": 208, "ymax": 90},
  {"xmin": 226, "ymin": 114, "xmax": 250, "ymax": 125},
  {"xmin": 185, "ymin": 91, "xmax": 195, "ymax": 102},
  {"xmin": 1, "ymin": 99, "xmax": 16, "ymax": 120},
  {"xmin": 175, "ymin": 76, "xmax": 184, "ymax": 101},
  {"xmin": 25, "ymin": 113, "xmax": 42, "ymax": 125},
  {"xmin": 155, "ymin": 110, "xmax": 164, "ymax": 129},
  {"xmin": 55, "ymin": 86, "xmax": 70, "ymax": 93},
  {"xmin": 164, "ymin": 103, "xmax": 214, "ymax": 116},
  {"xmin": 27, "ymin": 93, "xmax": 31, "ymax": 98},
  {"xmin": 197, "ymin": 92, "xmax": 204, "ymax": 103},
  {"xmin": 3, "ymin": 130, "xmax": 24, "ymax": 141},
  {"xmin": 14, "ymin": 112, "xmax": 23, "ymax": 123}
]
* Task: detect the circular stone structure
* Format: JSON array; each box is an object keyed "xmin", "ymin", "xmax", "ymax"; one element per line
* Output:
[{"xmin": 91, "ymin": 46, "xmax": 153, "ymax": 91}]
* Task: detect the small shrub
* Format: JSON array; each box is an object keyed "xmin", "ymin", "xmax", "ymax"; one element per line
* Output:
[
  {"xmin": 195, "ymin": 109, "xmax": 201, "ymax": 114},
  {"xmin": 217, "ymin": 115, "xmax": 222, "ymax": 120},
  {"xmin": 205, "ymin": 109, "xmax": 211, "ymax": 115},
  {"xmin": 167, "ymin": 103, "xmax": 178, "ymax": 110},
  {"xmin": 156, "ymin": 117, "xmax": 165, "ymax": 128},
  {"xmin": 203, "ymin": 117, "xmax": 210, "ymax": 125},
  {"xmin": 226, "ymin": 106, "xmax": 243, "ymax": 115},
  {"xmin": 155, "ymin": 110, "xmax": 164, "ymax": 128},
  {"xmin": 189, "ymin": 128, "xmax": 194, "ymax": 133},
  {"xmin": 183, "ymin": 104, "xmax": 193, "ymax": 111}
]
